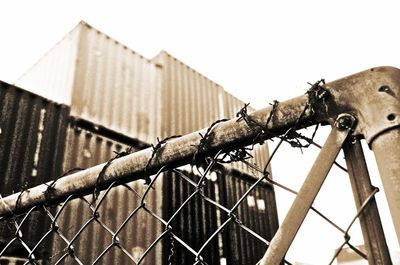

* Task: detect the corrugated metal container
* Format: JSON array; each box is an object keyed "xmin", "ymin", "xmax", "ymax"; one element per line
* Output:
[
  {"xmin": 16, "ymin": 22, "xmax": 162, "ymax": 144},
  {"xmin": 153, "ymin": 51, "xmax": 270, "ymax": 176},
  {"xmin": 163, "ymin": 166, "xmax": 278, "ymax": 264},
  {"xmin": 16, "ymin": 22, "xmax": 270, "ymax": 174},
  {"xmin": 0, "ymin": 81, "xmax": 69, "ymax": 260},
  {"xmin": 70, "ymin": 23, "xmax": 162, "ymax": 143},
  {"xmin": 13, "ymin": 22, "xmax": 278, "ymax": 263},
  {"xmin": 52, "ymin": 123, "xmax": 163, "ymax": 264},
  {"xmin": 152, "ymin": 51, "xmax": 225, "ymax": 137}
]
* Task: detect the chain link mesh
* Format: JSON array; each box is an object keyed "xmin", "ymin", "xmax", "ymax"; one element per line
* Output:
[{"xmin": 0, "ymin": 81, "xmax": 383, "ymax": 264}]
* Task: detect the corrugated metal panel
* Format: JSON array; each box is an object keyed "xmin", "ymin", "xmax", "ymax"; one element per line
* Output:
[
  {"xmin": 15, "ymin": 24, "xmax": 81, "ymax": 105},
  {"xmin": 69, "ymin": 23, "xmax": 162, "ymax": 143},
  {"xmin": 152, "ymin": 52, "xmax": 271, "ymax": 176},
  {"xmin": 14, "ymin": 23, "xmax": 270, "ymax": 173},
  {"xmin": 52, "ymin": 124, "xmax": 163, "ymax": 264},
  {"xmin": 0, "ymin": 81, "xmax": 70, "ymax": 259},
  {"xmin": 16, "ymin": 22, "xmax": 162, "ymax": 144},
  {"xmin": 152, "ymin": 51, "xmax": 225, "ymax": 138},
  {"xmin": 221, "ymin": 169, "xmax": 278, "ymax": 264},
  {"xmin": 163, "ymin": 166, "xmax": 278, "ymax": 264}
]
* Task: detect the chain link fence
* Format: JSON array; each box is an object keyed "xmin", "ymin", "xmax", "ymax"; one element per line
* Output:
[{"xmin": 0, "ymin": 74, "xmax": 396, "ymax": 264}]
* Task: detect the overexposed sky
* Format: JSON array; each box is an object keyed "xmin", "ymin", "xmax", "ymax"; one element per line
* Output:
[
  {"xmin": 1, "ymin": 0, "xmax": 400, "ymax": 108},
  {"xmin": 0, "ymin": 1, "xmax": 399, "ymax": 264}
]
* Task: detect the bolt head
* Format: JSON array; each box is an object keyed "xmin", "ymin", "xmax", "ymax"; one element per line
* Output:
[{"xmin": 336, "ymin": 114, "xmax": 356, "ymax": 130}]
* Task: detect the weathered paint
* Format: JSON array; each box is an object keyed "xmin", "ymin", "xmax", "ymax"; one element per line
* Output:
[
  {"xmin": 52, "ymin": 123, "xmax": 163, "ymax": 264},
  {"xmin": 0, "ymin": 81, "xmax": 69, "ymax": 260}
]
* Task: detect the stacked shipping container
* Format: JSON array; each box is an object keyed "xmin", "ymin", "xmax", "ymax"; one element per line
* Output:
[
  {"xmin": 0, "ymin": 81, "xmax": 69, "ymax": 262},
  {"xmin": 17, "ymin": 22, "xmax": 269, "ymax": 173},
  {"xmin": 0, "ymin": 21, "xmax": 279, "ymax": 264},
  {"xmin": 17, "ymin": 22, "xmax": 162, "ymax": 144}
]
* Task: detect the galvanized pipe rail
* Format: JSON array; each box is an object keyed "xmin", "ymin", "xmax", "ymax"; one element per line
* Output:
[
  {"xmin": 0, "ymin": 93, "xmax": 313, "ymax": 216},
  {"xmin": 1, "ymin": 66, "xmax": 399, "ymax": 264}
]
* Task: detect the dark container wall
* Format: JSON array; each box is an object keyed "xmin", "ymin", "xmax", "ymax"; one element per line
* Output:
[
  {"xmin": 162, "ymin": 166, "xmax": 279, "ymax": 264},
  {"xmin": 0, "ymin": 81, "xmax": 70, "ymax": 260},
  {"xmin": 52, "ymin": 122, "xmax": 163, "ymax": 265}
]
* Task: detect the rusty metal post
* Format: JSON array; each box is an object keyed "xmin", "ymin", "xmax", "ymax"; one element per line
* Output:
[
  {"xmin": 370, "ymin": 128, "xmax": 400, "ymax": 245},
  {"xmin": 343, "ymin": 138, "xmax": 392, "ymax": 264},
  {"xmin": 324, "ymin": 66, "xmax": 400, "ymax": 246}
]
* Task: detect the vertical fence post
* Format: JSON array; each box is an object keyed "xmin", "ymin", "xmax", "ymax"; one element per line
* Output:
[
  {"xmin": 343, "ymin": 138, "xmax": 392, "ymax": 264},
  {"xmin": 370, "ymin": 128, "xmax": 400, "ymax": 246}
]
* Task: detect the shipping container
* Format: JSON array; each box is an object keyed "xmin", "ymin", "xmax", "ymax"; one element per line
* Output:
[
  {"xmin": 11, "ymin": 21, "xmax": 279, "ymax": 264},
  {"xmin": 16, "ymin": 22, "xmax": 269, "ymax": 173},
  {"xmin": 153, "ymin": 51, "xmax": 271, "ymax": 176},
  {"xmin": 152, "ymin": 51, "xmax": 225, "ymax": 137},
  {"xmin": 17, "ymin": 21, "xmax": 162, "ymax": 144},
  {"xmin": 51, "ymin": 121, "xmax": 163, "ymax": 265},
  {"xmin": 0, "ymin": 81, "xmax": 70, "ymax": 260},
  {"xmin": 162, "ymin": 165, "xmax": 278, "ymax": 264},
  {"xmin": 49, "ymin": 120, "xmax": 277, "ymax": 265}
]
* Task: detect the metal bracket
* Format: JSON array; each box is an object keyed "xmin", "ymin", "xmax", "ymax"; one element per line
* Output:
[
  {"xmin": 260, "ymin": 114, "xmax": 356, "ymax": 264},
  {"xmin": 321, "ymin": 66, "xmax": 400, "ymax": 145}
]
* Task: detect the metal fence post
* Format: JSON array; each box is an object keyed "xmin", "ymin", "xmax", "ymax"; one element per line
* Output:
[
  {"xmin": 370, "ymin": 128, "xmax": 400, "ymax": 246},
  {"xmin": 343, "ymin": 138, "xmax": 392, "ymax": 264},
  {"xmin": 324, "ymin": 66, "xmax": 400, "ymax": 247}
]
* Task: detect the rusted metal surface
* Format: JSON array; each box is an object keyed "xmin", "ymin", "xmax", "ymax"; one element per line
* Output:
[
  {"xmin": 52, "ymin": 123, "xmax": 163, "ymax": 264},
  {"xmin": 0, "ymin": 91, "xmax": 313, "ymax": 216},
  {"xmin": 163, "ymin": 167, "xmax": 278, "ymax": 264},
  {"xmin": 260, "ymin": 114, "xmax": 356, "ymax": 264},
  {"xmin": 0, "ymin": 81, "xmax": 69, "ymax": 194},
  {"xmin": 343, "ymin": 138, "xmax": 392, "ymax": 265},
  {"xmin": 2, "ymin": 66, "xmax": 399, "ymax": 264},
  {"xmin": 0, "ymin": 81, "xmax": 69, "ymax": 260},
  {"xmin": 322, "ymin": 66, "xmax": 400, "ymax": 247},
  {"xmin": 323, "ymin": 66, "xmax": 400, "ymax": 143}
]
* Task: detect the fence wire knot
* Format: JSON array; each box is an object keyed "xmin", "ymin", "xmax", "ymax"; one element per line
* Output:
[
  {"xmin": 193, "ymin": 119, "xmax": 228, "ymax": 164},
  {"xmin": 145, "ymin": 135, "xmax": 181, "ymax": 184}
]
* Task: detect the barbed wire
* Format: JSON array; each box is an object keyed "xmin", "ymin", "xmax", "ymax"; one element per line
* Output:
[{"xmin": 0, "ymin": 80, "xmax": 383, "ymax": 264}]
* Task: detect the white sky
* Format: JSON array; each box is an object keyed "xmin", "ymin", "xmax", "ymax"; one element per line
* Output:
[{"xmin": 0, "ymin": 1, "xmax": 399, "ymax": 264}]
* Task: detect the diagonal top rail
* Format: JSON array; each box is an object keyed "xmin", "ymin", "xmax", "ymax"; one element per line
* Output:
[{"xmin": 1, "ymin": 66, "xmax": 399, "ymax": 219}]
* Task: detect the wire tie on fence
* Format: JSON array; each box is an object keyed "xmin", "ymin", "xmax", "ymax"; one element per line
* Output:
[
  {"xmin": 192, "ymin": 119, "xmax": 228, "ymax": 165},
  {"xmin": 92, "ymin": 151, "xmax": 129, "ymax": 205},
  {"xmin": 266, "ymin": 100, "xmax": 279, "ymax": 127},
  {"xmin": 145, "ymin": 135, "xmax": 181, "ymax": 184},
  {"xmin": 15, "ymin": 183, "xmax": 30, "ymax": 213},
  {"xmin": 168, "ymin": 232, "xmax": 175, "ymax": 265},
  {"xmin": 278, "ymin": 124, "xmax": 319, "ymax": 153},
  {"xmin": 91, "ymin": 147, "xmax": 138, "ymax": 204},
  {"xmin": 306, "ymin": 78, "xmax": 328, "ymax": 115},
  {"xmin": 276, "ymin": 80, "xmax": 327, "ymax": 152},
  {"xmin": 236, "ymin": 101, "xmax": 279, "ymax": 145},
  {"xmin": 215, "ymin": 146, "xmax": 254, "ymax": 163},
  {"xmin": 43, "ymin": 167, "xmax": 85, "ymax": 203}
]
